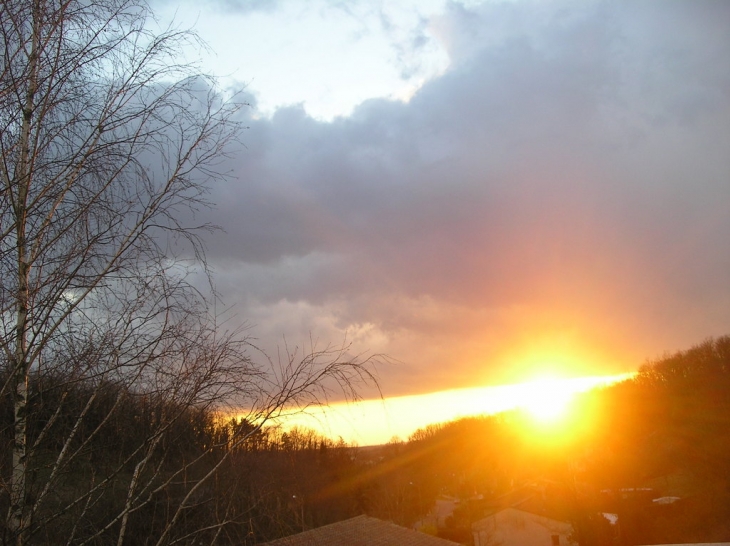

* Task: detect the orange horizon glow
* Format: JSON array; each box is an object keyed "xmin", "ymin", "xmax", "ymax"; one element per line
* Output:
[{"xmin": 271, "ymin": 372, "xmax": 634, "ymax": 446}]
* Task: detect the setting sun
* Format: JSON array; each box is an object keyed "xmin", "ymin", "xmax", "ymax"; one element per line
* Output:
[{"xmin": 519, "ymin": 378, "xmax": 575, "ymax": 424}]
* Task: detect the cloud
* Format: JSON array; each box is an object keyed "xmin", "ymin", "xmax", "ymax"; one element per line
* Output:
[{"xmin": 201, "ymin": 0, "xmax": 730, "ymax": 396}]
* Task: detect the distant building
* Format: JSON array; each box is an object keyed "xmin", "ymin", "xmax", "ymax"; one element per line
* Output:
[
  {"xmin": 472, "ymin": 507, "xmax": 576, "ymax": 546},
  {"xmin": 262, "ymin": 514, "xmax": 461, "ymax": 546}
]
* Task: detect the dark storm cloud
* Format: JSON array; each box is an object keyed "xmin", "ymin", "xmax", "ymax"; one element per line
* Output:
[{"xmin": 203, "ymin": 0, "xmax": 730, "ymax": 393}]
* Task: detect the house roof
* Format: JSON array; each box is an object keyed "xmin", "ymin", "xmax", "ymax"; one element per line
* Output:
[
  {"xmin": 262, "ymin": 515, "xmax": 461, "ymax": 546},
  {"xmin": 472, "ymin": 508, "xmax": 575, "ymax": 546},
  {"xmin": 472, "ymin": 507, "xmax": 573, "ymax": 536}
]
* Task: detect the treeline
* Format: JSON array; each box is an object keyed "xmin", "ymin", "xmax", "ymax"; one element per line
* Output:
[
  {"xmin": 0, "ymin": 367, "xmax": 367, "ymax": 544},
  {"xmin": 578, "ymin": 336, "xmax": 730, "ymax": 544},
  {"xmin": 0, "ymin": 369, "xmax": 225, "ymax": 544},
  {"xmin": 4, "ymin": 337, "xmax": 730, "ymax": 544},
  {"xmin": 0, "ymin": 365, "xmax": 579, "ymax": 544}
]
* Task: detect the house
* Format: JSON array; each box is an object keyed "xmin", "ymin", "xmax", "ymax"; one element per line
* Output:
[
  {"xmin": 262, "ymin": 514, "xmax": 461, "ymax": 546},
  {"xmin": 472, "ymin": 507, "xmax": 575, "ymax": 546}
]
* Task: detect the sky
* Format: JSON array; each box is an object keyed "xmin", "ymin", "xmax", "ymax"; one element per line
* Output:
[
  {"xmin": 150, "ymin": 0, "xmax": 730, "ymax": 402},
  {"xmin": 282, "ymin": 372, "xmax": 633, "ymax": 445}
]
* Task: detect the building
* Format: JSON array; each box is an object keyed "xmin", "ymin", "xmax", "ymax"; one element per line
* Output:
[
  {"xmin": 472, "ymin": 507, "xmax": 576, "ymax": 546},
  {"xmin": 262, "ymin": 514, "xmax": 461, "ymax": 546}
]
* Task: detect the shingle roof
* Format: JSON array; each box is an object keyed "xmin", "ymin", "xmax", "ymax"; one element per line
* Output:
[{"xmin": 262, "ymin": 515, "xmax": 461, "ymax": 546}]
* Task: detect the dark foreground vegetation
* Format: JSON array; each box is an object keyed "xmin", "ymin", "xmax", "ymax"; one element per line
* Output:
[{"xmin": 3, "ymin": 336, "xmax": 730, "ymax": 545}]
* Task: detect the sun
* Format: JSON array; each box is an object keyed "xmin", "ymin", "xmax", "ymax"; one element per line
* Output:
[{"xmin": 516, "ymin": 377, "xmax": 577, "ymax": 425}]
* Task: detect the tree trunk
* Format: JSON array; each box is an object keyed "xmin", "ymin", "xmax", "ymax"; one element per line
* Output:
[{"xmin": 8, "ymin": 2, "xmax": 40, "ymax": 544}]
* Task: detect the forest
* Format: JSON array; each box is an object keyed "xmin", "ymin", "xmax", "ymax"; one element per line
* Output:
[{"xmin": 3, "ymin": 336, "xmax": 730, "ymax": 545}]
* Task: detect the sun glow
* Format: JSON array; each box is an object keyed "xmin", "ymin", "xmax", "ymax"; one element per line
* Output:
[
  {"xmin": 274, "ymin": 373, "xmax": 633, "ymax": 445},
  {"xmin": 520, "ymin": 379, "xmax": 574, "ymax": 423}
]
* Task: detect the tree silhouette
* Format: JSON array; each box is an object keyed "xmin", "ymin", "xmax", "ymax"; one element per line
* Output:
[{"xmin": 0, "ymin": 1, "xmax": 377, "ymax": 544}]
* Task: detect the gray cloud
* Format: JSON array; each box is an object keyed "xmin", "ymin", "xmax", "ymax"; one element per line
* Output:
[{"xmin": 201, "ymin": 0, "xmax": 730, "ymax": 395}]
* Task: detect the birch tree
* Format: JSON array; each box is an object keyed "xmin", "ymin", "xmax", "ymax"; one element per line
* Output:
[{"xmin": 0, "ymin": 1, "xmax": 377, "ymax": 544}]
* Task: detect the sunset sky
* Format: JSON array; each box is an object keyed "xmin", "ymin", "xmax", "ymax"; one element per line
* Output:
[{"xmin": 150, "ymin": 0, "xmax": 730, "ymax": 404}]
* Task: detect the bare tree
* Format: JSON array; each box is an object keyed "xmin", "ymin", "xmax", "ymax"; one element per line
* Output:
[{"xmin": 0, "ymin": 1, "xmax": 377, "ymax": 544}]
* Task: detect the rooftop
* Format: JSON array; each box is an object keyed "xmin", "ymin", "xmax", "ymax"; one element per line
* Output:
[{"xmin": 262, "ymin": 515, "xmax": 461, "ymax": 546}]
